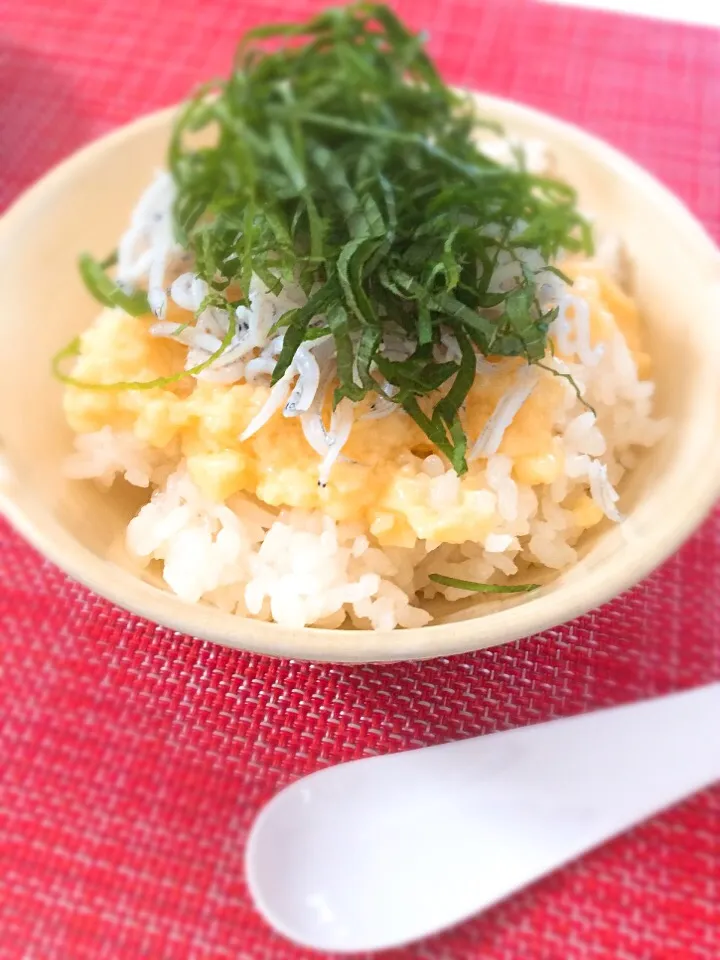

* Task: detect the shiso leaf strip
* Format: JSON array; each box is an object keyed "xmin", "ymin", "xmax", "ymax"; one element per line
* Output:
[
  {"xmin": 429, "ymin": 574, "xmax": 540, "ymax": 593},
  {"xmin": 78, "ymin": 253, "xmax": 150, "ymax": 317},
  {"xmin": 61, "ymin": 2, "xmax": 591, "ymax": 472}
]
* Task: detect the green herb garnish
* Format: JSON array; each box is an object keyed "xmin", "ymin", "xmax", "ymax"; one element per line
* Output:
[
  {"xmin": 167, "ymin": 2, "xmax": 590, "ymax": 470},
  {"xmin": 61, "ymin": 3, "xmax": 591, "ymax": 468},
  {"xmin": 429, "ymin": 574, "xmax": 540, "ymax": 593},
  {"xmin": 78, "ymin": 253, "xmax": 150, "ymax": 317}
]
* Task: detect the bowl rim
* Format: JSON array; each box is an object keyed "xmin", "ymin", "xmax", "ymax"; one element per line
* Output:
[{"xmin": 2, "ymin": 92, "xmax": 720, "ymax": 663}]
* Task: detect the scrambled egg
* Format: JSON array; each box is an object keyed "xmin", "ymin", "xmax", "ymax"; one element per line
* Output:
[{"xmin": 64, "ymin": 264, "xmax": 645, "ymax": 547}]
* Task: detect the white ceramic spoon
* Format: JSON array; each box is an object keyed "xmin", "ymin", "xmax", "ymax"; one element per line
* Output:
[{"xmin": 246, "ymin": 683, "xmax": 720, "ymax": 954}]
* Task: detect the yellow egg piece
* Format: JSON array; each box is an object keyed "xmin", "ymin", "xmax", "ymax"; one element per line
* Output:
[{"xmin": 187, "ymin": 449, "xmax": 251, "ymax": 501}]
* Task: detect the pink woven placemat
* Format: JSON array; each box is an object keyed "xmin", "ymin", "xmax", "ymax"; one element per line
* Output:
[{"xmin": 1, "ymin": 1, "xmax": 719, "ymax": 957}]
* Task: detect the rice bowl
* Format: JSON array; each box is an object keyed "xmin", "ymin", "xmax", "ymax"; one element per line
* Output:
[
  {"xmin": 53, "ymin": 6, "xmax": 667, "ymax": 632},
  {"xmin": 1, "ymin": 9, "xmax": 719, "ymax": 660}
]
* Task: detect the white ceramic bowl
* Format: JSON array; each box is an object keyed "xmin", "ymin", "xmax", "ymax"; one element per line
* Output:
[{"xmin": 1, "ymin": 94, "xmax": 720, "ymax": 662}]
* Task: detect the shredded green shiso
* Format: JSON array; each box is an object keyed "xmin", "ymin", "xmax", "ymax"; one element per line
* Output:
[
  {"xmin": 429, "ymin": 574, "xmax": 540, "ymax": 594},
  {"xmin": 61, "ymin": 1, "xmax": 592, "ymax": 474}
]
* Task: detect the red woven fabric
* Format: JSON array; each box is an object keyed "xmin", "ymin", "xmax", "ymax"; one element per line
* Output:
[{"xmin": 1, "ymin": 1, "xmax": 719, "ymax": 957}]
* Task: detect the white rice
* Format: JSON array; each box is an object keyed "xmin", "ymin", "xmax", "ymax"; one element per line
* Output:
[
  {"xmin": 122, "ymin": 467, "xmax": 432, "ymax": 631},
  {"xmin": 65, "ymin": 427, "xmax": 163, "ymax": 488},
  {"xmin": 67, "ymin": 272, "xmax": 663, "ymax": 629},
  {"xmin": 64, "ymin": 154, "xmax": 665, "ymax": 631}
]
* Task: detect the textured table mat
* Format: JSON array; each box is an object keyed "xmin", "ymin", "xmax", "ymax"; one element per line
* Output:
[{"xmin": 1, "ymin": 1, "xmax": 720, "ymax": 957}]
